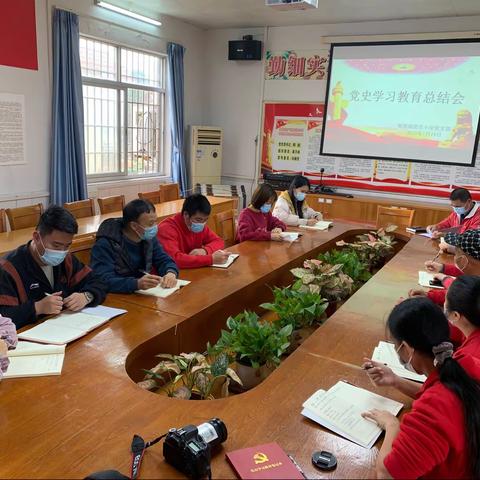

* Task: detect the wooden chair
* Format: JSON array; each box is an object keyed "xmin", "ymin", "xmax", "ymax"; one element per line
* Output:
[
  {"xmin": 214, "ymin": 209, "xmax": 237, "ymax": 247},
  {"xmin": 160, "ymin": 183, "xmax": 180, "ymax": 202},
  {"xmin": 376, "ymin": 206, "xmax": 415, "ymax": 231},
  {"xmin": 97, "ymin": 195, "xmax": 125, "ymax": 214},
  {"xmin": 0, "ymin": 209, "xmax": 7, "ymax": 233},
  {"xmin": 64, "ymin": 198, "xmax": 95, "ymax": 219},
  {"xmin": 138, "ymin": 190, "xmax": 162, "ymax": 205},
  {"xmin": 70, "ymin": 234, "xmax": 95, "ymax": 265},
  {"xmin": 6, "ymin": 203, "xmax": 44, "ymax": 231},
  {"xmin": 194, "ymin": 183, "xmax": 247, "ymax": 214}
]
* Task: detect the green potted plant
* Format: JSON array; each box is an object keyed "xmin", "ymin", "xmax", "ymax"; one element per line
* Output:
[
  {"xmin": 291, "ymin": 259, "xmax": 354, "ymax": 312},
  {"xmin": 318, "ymin": 249, "xmax": 371, "ymax": 290},
  {"xmin": 260, "ymin": 286, "xmax": 328, "ymax": 351},
  {"xmin": 336, "ymin": 225, "xmax": 397, "ymax": 271},
  {"xmin": 138, "ymin": 351, "xmax": 242, "ymax": 400},
  {"xmin": 209, "ymin": 311, "xmax": 292, "ymax": 390}
]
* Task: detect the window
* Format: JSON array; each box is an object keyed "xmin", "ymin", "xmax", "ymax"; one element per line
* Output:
[{"xmin": 79, "ymin": 37, "xmax": 166, "ymax": 178}]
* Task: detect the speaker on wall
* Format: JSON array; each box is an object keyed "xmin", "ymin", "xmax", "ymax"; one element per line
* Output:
[{"xmin": 228, "ymin": 39, "xmax": 262, "ymax": 61}]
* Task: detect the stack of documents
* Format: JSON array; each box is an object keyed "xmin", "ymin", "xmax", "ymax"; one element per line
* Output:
[
  {"xmin": 301, "ymin": 381, "xmax": 403, "ymax": 449},
  {"xmin": 212, "ymin": 254, "xmax": 239, "ymax": 269},
  {"xmin": 137, "ymin": 279, "xmax": 190, "ymax": 298}
]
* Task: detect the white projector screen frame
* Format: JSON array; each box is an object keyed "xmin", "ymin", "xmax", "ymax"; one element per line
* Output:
[{"xmin": 320, "ymin": 39, "xmax": 480, "ymax": 167}]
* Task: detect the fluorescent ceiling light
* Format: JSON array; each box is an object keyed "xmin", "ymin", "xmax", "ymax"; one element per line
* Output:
[{"xmin": 96, "ymin": 1, "xmax": 162, "ymax": 26}]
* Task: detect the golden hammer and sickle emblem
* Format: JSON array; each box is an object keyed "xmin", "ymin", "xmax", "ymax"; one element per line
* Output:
[{"xmin": 253, "ymin": 452, "xmax": 269, "ymax": 464}]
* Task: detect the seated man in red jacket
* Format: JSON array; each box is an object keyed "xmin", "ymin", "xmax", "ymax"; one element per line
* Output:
[
  {"xmin": 157, "ymin": 194, "xmax": 230, "ymax": 269},
  {"xmin": 427, "ymin": 188, "xmax": 480, "ymax": 239}
]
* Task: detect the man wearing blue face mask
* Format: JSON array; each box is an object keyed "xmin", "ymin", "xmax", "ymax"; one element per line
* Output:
[
  {"xmin": 0, "ymin": 206, "xmax": 107, "ymax": 328},
  {"xmin": 91, "ymin": 199, "xmax": 178, "ymax": 293},
  {"xmin": 427, "ymin": 188, "xmax": 480, "ymax": 239},
  {"xmin": 157, "ymin": 194, "xmax": 230, "ymax": 268}
]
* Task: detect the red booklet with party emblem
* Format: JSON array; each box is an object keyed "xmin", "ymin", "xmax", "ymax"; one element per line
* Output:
[{"xmin": 226, "ymin": 442, "xmax": 304, "ymax": 479}]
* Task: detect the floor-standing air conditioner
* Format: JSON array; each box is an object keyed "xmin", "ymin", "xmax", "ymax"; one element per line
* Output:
[{"xmin": 189, "ymin": 126, "xmax": 223, "ymax": 185}]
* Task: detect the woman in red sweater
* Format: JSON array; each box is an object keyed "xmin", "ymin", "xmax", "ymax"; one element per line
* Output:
[
  {"xmin": 362, "ymin": 297, "xmax": 480, "ymax": 479},
  {"xmin": 236, "ymin": 184, "xmax": 286, "ymax": 243}
]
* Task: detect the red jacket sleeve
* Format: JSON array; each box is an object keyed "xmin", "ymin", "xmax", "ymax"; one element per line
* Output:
[
  {"xmin": 158, "ymin": 222, "xmax": 214, "ymax": 269},
  {"xmin": 201, "ymin": 227, "xmax": 225, "ymax": 254},
  {"xmin": 426, "ymin": 288, "xmax": 446, "ymax": 305},
  {"xmin": 436, "ymin": 212, "xmax": 455, "ymax": 231},
  {"xmin": 237, "ymin": 212, "xmax": 271, "ymax": 242},
  {"xmin": 443, "ymin": 264, "xmax": 463, "ymax": 277},
  {"xmin": 267, "ymin": 213, "xmax": 286, "ymax": 231}
]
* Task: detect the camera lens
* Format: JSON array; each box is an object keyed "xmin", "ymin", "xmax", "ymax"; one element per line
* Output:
[{"xmin": 197, "ymin": 418, "xmax": 228, "ymax": 448}]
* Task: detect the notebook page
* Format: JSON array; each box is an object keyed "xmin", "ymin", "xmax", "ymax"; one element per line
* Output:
[
  {"xmin": 17, "ymin": 322, "xmax": 85, "ymax": 345},
  {"xmin": 372, "ymin": 342, "xmax": 426, "ymax": 383},
  {"xmin": 418, "ymin": 271, "xmax": 444, "ymax": 289},
  {"xmin": 300, "ymin": 221, "xmax": 333, "ymax": 231},
  {"xmin": 302, "ymin": 381, "xmax": 403, "ymax": 448},
  {"xmin": 136, "ymin": 279, "xmax": 190, "ymax": 298},
  {"xmin": 81, "ymin": 305, "xmax": 127, "ymax": 319},
  {"xmin": 47, "ymin": 312, "xmax": 111, "ymax": 333},
  {"xmin": 8, "ymin": 341, "xmax": 65, "ymax": 357},
  {"xmin": 280, "ymin": 232, "xmax": 300, "ymax": 242},
  {"xmin": 212, "ymin": 254, "xmax": 239, "ymax": 268},
  {"xmin": 4, "ymin": 352, "xmax": 64, "ymax": 378}
]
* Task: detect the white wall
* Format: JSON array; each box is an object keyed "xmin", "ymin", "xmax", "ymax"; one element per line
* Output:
[
  {"xmin": 0, "ymin": 0, "xmax": 206, "ymax": 210},
  {"xmin": 204, "ymin": 15, "xmax": 480, "ymax": 202}
]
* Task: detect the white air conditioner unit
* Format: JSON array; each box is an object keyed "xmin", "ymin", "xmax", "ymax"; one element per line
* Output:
[
  {"xmin": 265, "ymin": 0, "xmax": 318, "ymax": 10},
  {"xmin": 189, "ymin": 126, "xmax": 223, "ymax": 185}
]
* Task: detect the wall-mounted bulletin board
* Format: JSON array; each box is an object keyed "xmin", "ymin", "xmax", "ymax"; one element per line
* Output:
[{"xmin": 261, "ymin": 101, "xmax": 480, "ymax": 199}]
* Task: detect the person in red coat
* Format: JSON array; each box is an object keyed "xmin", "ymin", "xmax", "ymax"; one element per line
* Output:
[
  {"xmin": 157, "ymin": 194, "xmax": 230, "ymax": 269},
  {"xmin": 236, "ymin": 184, "xmax": 286, "ymax": 243},
  {"xmin": 427, "ymin": 188, "xmax": 480, "ymax": 239},
  {"xmin": 362, "ymin": 297, "xmax": 480, "ymax": 479}
]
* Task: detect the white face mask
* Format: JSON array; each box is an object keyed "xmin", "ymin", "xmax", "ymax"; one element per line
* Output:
[
  {"xmin": 396, "ymin": 342, "xmax": 417, "ymax": 373},
  {"xmin": 454, "ymin": 254, "xmax": 469, "ymax": 272}
]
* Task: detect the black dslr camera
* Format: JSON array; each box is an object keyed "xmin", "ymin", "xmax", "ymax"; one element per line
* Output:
[{"xmin": 163, "ymin": 418, "xmax": 227, "ymax": 479}]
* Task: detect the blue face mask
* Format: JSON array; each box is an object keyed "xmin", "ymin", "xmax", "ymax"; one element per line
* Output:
[
  {"xmin": 453, "ymin": 206, "xmax": 467, "ymax": 216},
  {"xmin": 140, "ymin": 224, "xmax": 158, "ymax": 241},
  {"xmin": 190, "ymin": 222, "xmax": 206, "ymax": 233},
  {"xmin": 37, "ymin": 237, "xmax": 68, "ymax": 267},
  {"xmin": 294, "ymin": 191, "xmax": 306, "ymax": 202},
  {"xmin": 260, "ymin": 204, "xmax": 271, "ymax": 214}
]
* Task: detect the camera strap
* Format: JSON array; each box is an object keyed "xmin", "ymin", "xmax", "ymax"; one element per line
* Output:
[{"xmin": 130, "ymin": 433, "xmax": 167, "ymax": 479}]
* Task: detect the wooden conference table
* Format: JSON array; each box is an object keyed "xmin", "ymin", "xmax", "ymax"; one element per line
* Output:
[
  {"xmin": 0, "ymin": 196, "xmax": 234, "ymax": 257},
  {"xmin": 0, "ymin": 222, "xmax": 441, "ymax": 479}
]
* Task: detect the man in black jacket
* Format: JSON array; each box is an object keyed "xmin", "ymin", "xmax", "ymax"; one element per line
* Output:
[
  {"xmin": 0, "ymin": 206, "xmax": 107, "ymax": 328},
  {"xmin": 90, "ymin": 199, "xmax": 178, "ymax": 293}
]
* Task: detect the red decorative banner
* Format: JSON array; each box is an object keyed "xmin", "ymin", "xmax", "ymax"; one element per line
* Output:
[
  {"xmin": 0, "ymin": 0, "xmax": 38, "ymax": 70},
  {"xmin": 265, "ymin": 50, "xmax": 329, "ymax": 80}
]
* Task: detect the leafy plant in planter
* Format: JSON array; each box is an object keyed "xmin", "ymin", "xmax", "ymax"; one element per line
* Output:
[
  {"xmin": 139, "ymin": 352, "xmax": 242, "ymax": 400},
  {"xmin": 318, "ymin": 249, "xmax": 371, "ymax": 290},
  {"xmin": 336, "ymin": 226, "xmax": 397, "ymax": 269},
  {"xmin": 290, "ymin": 259, "xmax": 354, "ymax": 302},
  {"xmin": 209, "ymin": 311, "xmax": 292, "ymax": 389},
  {"xmin": 260, "ymin": 286, "xmax": 328, "ymax": 330}
]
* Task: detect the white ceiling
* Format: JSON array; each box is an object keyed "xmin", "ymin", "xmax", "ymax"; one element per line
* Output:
[{"xmin": 106, "ymin": 0, "xmax": 480, "ymax": 29}]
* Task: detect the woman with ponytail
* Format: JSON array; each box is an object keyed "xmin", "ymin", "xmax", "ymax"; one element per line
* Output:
[
  {"xmin": 445, "ymin": 275, "xmax": 480, "ymax": 359},
  {"xmin": 362, "ymin": 297, "xmax": 480, "ymax": 478}
]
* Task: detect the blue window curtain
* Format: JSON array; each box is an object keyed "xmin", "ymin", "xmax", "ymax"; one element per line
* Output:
[
  {"xmin": 50, "ymin": 9, "xmax": 87, "ymax": 205},
  {"xmin": 167, "ymin": 42, "xmax": 188, "ymax": 196}
]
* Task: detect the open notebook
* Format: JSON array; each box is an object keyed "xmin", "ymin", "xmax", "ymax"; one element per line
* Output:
[
  {"xmin": 301, "ymin": 381, "xmax": 403, "ymax": 449},
  {"xmin": 3, "ymin": 342, "xmax": 66, "ymax": 378},
  {"xmin": 17, "ymin": 305, "xmax": 127, "ymax": 345},
  {"xmin": 300, "ymin": 221, "xmax": 333, "ymax": 231},
  {"xmin": 418, "ymin": 271, "xmax": 444, "ymax": 289},
  {"xmin": 372, "ymin": 341, "xmax": 426, "ymax": 383},
  {"xmin": 280, "ymin": 232, "xmax": 301, "ymax": 242},
  {"xmin": 136, "ymin": 279, "xmax": 190, "ymax": 298},
  {"xmin": 212, "ymin": 254, "xmax": 239, "ymax": 269}
]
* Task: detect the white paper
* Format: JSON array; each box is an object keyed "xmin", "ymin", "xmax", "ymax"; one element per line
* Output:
[
  {"xmin": 419, "ymin": 232, "xmax": 433, "ymax": 238},
  {"xmin": 17, "ymin": 322, "xmax": 85, "ymax": 345},
  {"xmin": 81, "ymin": 305, "xmax": 127, "ymax": 319},
  {"xmin": 47, "ymin": 312, "xmax": 111, "ymax": 333},
  {"xmin": 7, "ymin": 341, "xmax": 65, "ymax": 357},
  {"xmin": 0, "ymin": 93, "xmax": 26, "ymax": 165},
  {"xmin": 299, "ymin": 221, "xmax": 333, "ymax": 231},
  {"xmin": 280, "ymin": 232, "xmax": 301, "ymax": 242},
  {"xmin": 301, "ymin": 381, "xmax": 403, "ymax": 449},
  {"xmin": 212, "ymin": 254, "xmax": 239, "ymax": 269},
  {"xmin": 418, "ymin": 271, "xmax": 444, "ymax": 289},
  {"xmin": 372, "ymin": 342, "xmax": 426, "ymax": 383},
  {"xmin": 136, "ymin": 279, "xmax": 190, "ymax": 298}
]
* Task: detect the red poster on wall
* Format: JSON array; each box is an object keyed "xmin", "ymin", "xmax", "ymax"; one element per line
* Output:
[{"xmin": 0, "ymin": 0, "xmax": 38, "ymax": 70}]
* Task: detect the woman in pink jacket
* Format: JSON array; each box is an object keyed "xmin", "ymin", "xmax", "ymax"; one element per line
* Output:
[{"xmin": 0, "ymin": 315, "xmax": 17, "ymax": 380}]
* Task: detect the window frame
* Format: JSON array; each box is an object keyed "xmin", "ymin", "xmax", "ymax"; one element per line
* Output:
[{"xmin": 80, "ymin": 34, "xmax": 167, "ymax": 182}]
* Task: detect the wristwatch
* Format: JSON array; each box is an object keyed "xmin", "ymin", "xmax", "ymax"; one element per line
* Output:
[{"xmin": 84, "ymin": 291, "xmax": 95, "ymax": 305}]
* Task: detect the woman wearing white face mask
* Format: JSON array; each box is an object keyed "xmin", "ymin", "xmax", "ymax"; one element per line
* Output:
[
  {"xmin": 362, "ymin": 297, "xmax": 480, "ymax": 479},
  {"xmin": 272, "ymin": 175, "xmax": 322, "ymax": 227}
]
